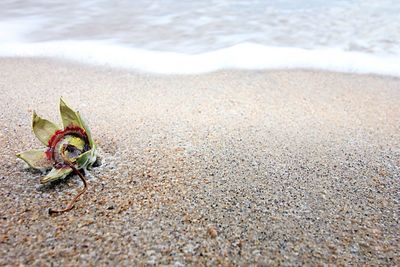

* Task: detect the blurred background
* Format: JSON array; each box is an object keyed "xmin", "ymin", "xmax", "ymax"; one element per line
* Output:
[{"xmin": 1, "ymin": 0, "xmax": 399, "ymax": 55}]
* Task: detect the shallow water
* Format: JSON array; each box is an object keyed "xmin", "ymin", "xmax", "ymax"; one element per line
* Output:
[{"xmin": 0, "ymin": 0, "xmax": 399, "ymax": 74}]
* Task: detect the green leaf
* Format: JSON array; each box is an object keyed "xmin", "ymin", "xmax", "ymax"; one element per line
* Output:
[
  {"xmin": 40, "ymin": 167, "xmax": 72, "ymax": 184},
  {"xmin": 60, "ymin": 98, "xmax": 94, "ymax": 148},
  {"xmin": 60, "ymin": 97, "xmax": 82, "ymax": 128},
  {"xmin": 76, "ymin": 145, "xmax": 97, "ymax": 169},
  {"xmin": 77, "ymin": 112, "xmax": 94, "ymax": 147},
  {"xmin": 16, "ymin": 148, "xmax": 53, "ymax": 170},
  {"xmin": 75, "ymin": 150, "xmax": 91, "ymax": 169},
  {"xmin": 32, "ymin": 111, "xmax": 60, "ymax": 145}
]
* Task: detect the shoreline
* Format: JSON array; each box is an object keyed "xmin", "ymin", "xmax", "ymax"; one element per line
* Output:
[
  {"xmin": 2, "ymin": 56, "xmax": 400, "ymax": 79},
  {"xmin": 0, "ymin": 58, "xmax": 399, "ymax": 265},
  {"xmin": 1, "ymin": 41, "xmax": 400, "ymax": 76}
]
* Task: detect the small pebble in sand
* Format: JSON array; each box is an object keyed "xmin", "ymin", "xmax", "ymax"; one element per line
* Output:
[{"xmin": 207, "ymin": 226, "xmax": 218, "ymax": 238}]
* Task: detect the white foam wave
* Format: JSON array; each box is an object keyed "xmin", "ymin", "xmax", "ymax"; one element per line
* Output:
[{"xmin": 0, "ymin": 41, "xmax": 399, "ymax": 76}]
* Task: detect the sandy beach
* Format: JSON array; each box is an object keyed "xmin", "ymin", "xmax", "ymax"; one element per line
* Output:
[{"xmin": 0, "ymin": 58, "xmax": 399, "ymax": 265}]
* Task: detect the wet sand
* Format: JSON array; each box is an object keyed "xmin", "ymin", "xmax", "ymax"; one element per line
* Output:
[{"xmin": 0, "ymin": 58, "xmax": 399, "ymax": 266}]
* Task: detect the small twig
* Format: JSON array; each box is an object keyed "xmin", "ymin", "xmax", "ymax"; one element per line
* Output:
[{"xmin": 49, "ymin": 146, "xmax": 88, "ymax": 215}]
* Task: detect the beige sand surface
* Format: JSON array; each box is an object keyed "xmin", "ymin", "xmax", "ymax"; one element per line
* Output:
[{"xmin": 0, "ymin": 58, "xmax": 399, "ymax": 266}]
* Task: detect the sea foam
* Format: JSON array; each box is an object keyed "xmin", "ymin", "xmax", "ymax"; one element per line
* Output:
[
  {"xmin": 0, "ymin": 41, "xmax": 399, "ymax": 76},
  {"xmin": 1, "ymin": 0, "xmax": 400, "ymax": 76}
]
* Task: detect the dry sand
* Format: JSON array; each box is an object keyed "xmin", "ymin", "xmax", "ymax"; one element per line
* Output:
[{"xmin": 0, "ymin": 58, "xmax": 399, "ymax": 266}]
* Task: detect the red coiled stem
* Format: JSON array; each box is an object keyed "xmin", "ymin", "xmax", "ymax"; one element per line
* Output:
[{"xmin": 48, "ymin": 145, "xmax": 88, "ymax": 215}]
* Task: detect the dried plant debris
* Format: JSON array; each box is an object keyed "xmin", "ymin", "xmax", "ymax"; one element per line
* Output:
[{"xmin": 16, "ymin": 98, "xmax": 97, "ymax": 214}]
